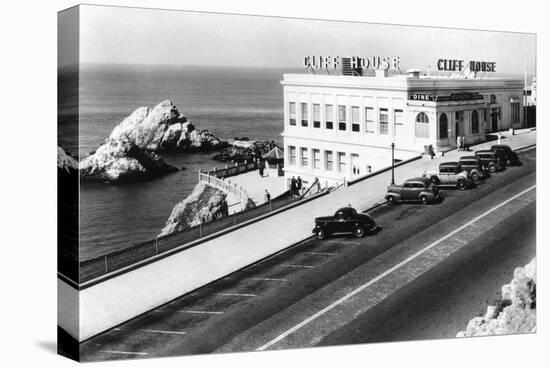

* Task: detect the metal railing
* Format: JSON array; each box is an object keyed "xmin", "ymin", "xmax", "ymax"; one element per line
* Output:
[
  {"xmin": 73, "ymin": 190, "xmax": 305, "ymax": 284},
  {"xmin": 198, "ymin": 171, "xmax": 249, "ymax": 210}
]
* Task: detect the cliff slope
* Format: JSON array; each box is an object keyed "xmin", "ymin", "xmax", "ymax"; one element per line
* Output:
[{"xmin": 457, "ymin": 258, "xmax": 536, "ymax": 337}]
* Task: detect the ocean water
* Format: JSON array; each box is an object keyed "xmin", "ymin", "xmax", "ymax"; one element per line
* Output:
[{"xmin": 69, "ymin": 64, "xmax": 293, "ymax": 260}]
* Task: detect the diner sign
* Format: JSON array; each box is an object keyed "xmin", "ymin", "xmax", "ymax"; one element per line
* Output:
[{"xmin": 304, "ymin": 56, "xmax": 401, "ymax": 71}]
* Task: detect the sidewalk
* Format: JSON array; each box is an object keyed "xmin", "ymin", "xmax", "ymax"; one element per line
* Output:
[
  {"xmin": 226, "ymin": 170, "xmax": 286, "ymax": 206},
  {"xmin": 191, "ymin": 129, "xmax": 536, "ymax": 259}
]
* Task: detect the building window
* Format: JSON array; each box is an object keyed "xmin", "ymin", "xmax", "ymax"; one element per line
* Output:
[
  {"xmin": 312, "ymin": 149, "xmax": 321, "ymax": 169},
  {"xmin": 471, "ymin": 110, "xmax": 479, "ymax": 134},
  {"xmin": 288, "ymin": 146, "xmax": 296, "ymax": 165},
  {"xmin": 365, "ymin": 107, "xmax": 375, "ymax": 133},
  {"xmin": 289, "ymin": 102, "xmax": 296, "ymax": 126},
  {"xmin": 394, "ymin": 109, "xmax": 404, "ymax": 136},
  {"xmin": 301, "ymin": 103, "xmax": 308, "ymax": 127},
  {"xmin": 511, "ymin": 102, "xmax": 520, "ymax": 125},
  {"xmin": 325, "ymin": 150, "xmax": 333, "ymax": 171},
  {"xmin": 439, "ymin": 113, "xmax": 448, "ymax": 139},
  {"xmin": 379, "ymin": 108, "xmax": 389, "ymax": 135},
  {"xmin": 490, "ymin": 94, "xmax": 497, "ymax": 104},
  {"xmin": 337, "ymin": 152, "xmax": 346, "ymax": 173},
  {"xmin": 351, "ymin": 106, "xmax": 360, "ymax": 132},
  {"xmin": 338, "ymin": 105, "xmax": 347, "ymax": 130},
  {"xmin": 313, "ymin": 104, "xmax": 320, "ymax": 128},
  {"xmin": 300, "ymin": 147, "xmax": 308, "ymax": 167},
  {"xmin": 325, "ymin": 104, "xmax": 334, "ymax": 129},
  {"xmin": 415, "ymin": 112, "xmax": 430, "ymax": 139}
]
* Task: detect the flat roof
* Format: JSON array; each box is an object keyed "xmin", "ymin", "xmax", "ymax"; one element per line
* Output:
[{"xmin": 281, "ymin": 73, "xmax": 525, "ymax": 91}]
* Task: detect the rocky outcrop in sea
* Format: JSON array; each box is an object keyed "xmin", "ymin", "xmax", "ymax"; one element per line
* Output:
[
  {"xmin": 457, "ymin": 258, "xmax": 536, "ymax": 337},
  {"xmin": 212, "ymin": 139, "xmax": 278, "ymax": 163},
  {"xmin": 108, "ymin": 100, "xmax": 227, "ymax": 152},
  {"xmin": 79, "ymin": 100, "xmax": 227, "ymax": 182},
  {"xmin": 160, "ymin": 182, "xmax": 228, "ymax": 236},
  {"xmin": 57, "ymin": 145, "xmax": 78, "ymax": 176},
  {"xmin": 79, "ymin": 138, "xmax": 179, "ymax": 182}
]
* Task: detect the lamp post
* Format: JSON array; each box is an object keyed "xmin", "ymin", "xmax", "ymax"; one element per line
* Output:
[{"xmin": 391, "ymin": 141, "xmax": 395, "ymax": 185}]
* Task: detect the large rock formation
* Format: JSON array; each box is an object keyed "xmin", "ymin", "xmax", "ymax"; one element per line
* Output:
[
  {"xmin": 160, "ymin": 182, "xmax": 227, "ymax": 236},
  {"xmin": 213, "ymin": 139, "xmax": 278, "ymax": 163},
  {"xmin": 457, "ymin": 258, "xmax": 536, "ymax": 337},
  {"xmin": 108, "ymin": 100, "xmax": 226, "ymax": 152},
  {"xmin": 57, "ymin": 145, "xmax": 78, "ymax": 176},
  {"xmin": 80, "ymin": 138, "xmax": 178, "ymax": 182},
  {"xmin": 80, "ymin": 100, "xmax": 227, "ymax": 182}
]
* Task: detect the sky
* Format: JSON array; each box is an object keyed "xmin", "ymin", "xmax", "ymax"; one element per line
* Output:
[{"xmin": 74, "ymin": 4, "xmax": 536, "ymax": 76}]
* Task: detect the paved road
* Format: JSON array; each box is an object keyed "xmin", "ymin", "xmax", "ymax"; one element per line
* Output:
[{"xmin": 78, "ymin": 149, "xmax": 536, "ymax": 361}]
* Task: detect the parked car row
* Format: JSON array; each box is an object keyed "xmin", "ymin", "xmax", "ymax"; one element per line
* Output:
[{"xmin": 312, "ymin": 143, "xmax": 520, "ymax": 240}]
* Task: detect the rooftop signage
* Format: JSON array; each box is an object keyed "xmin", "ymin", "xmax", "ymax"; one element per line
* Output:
[
  {"xmin": 437, "ymin": 59, "xmax": 496, "ymax": 73},
  {"xmin": 304, "ymin": 56, "xmax": 401, "ymax": 71},
  {"xmin": 409, "ymin": 92, "xmax": 485, "ymax": 102}
]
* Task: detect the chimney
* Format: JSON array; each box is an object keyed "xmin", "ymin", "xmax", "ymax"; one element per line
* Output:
[{"xmin": 406, "ymin": 68, "xmax": 421, "ymax": 79}]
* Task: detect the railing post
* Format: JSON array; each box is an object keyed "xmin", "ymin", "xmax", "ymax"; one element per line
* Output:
[
  {"xmin": 104, "ymin": 255, "xmax": 108, "ymax": 273},
  {"xmin": 199, "ymin": 221, "xmax": 203, "ymax": 237},
  {"xmin": 269, "ymin": 199, "xmax": 272, "ymax": 211},
  {"xmin": 155, "ymin": 237, "xmax": 159, "ymax": 254}
]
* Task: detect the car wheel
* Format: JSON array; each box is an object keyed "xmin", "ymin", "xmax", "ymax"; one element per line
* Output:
[
  {"xmin": 353, "ymin": 226, "xmax": 365, "ymax": 238},
  {"xmin": 489, "ymin": 164, "xmax": 497, "ymax": 173},
  {"xmin": 457, "ymin": 180, "xmax": 467, "ymax": 190},
  {"xmin": 471, "ymin": 171, "xmax": 480, "ymax": 181},
  {"xmin": 387, "ymin": 196, "xmax": 396, "ymax": 204},
  {"xmin": 430, "ymin": 176, "xmax": 440, "ymax": 185},
  {"xmin": 419, "ymin": 195, "xmax": 429, "ymax": 205},
  {"xmin": 315, "ymin": 229, "xmax": 326, "ymax": 240}
]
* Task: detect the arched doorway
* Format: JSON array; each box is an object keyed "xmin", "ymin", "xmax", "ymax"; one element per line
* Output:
[
  {"xmin": 439, "ymin": 113, "xmax": 448, "ymax": 139},
  {"xmin": 471, "ymin": 110, "xmax": 479, "ymax": 134}
]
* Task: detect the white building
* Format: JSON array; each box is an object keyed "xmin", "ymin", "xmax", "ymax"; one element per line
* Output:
[{"xmin": 281, "ymin": 69, "xmax": 525, "ymax": 189}]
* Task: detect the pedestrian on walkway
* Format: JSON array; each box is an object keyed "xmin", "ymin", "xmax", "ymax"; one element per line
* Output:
[
  {"xmin": 457, "ymin": 135, "xmax": 462, "ymax": 151},
  {"xmin": 258, "ymin": 159, "xmax": 264, "ymax": 177},
  {"xmin": 297, "ymin": 176, "xmax": 303, "ymax": 195},
  {"xmin": 462, "ymin": 136, "xmax": 469, "ymax": 151},
  {"xmin": 264, "ymin": 189, "xmax": 271, "ymax": 203},
  {"xmin": 290, "ymin": 176, "xmax": 297, "ymax": 197}
]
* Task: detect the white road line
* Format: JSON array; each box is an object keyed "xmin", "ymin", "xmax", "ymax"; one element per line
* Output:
[
  {"xmin": 179, "ymin": 310, "xmax": 225, "ymax": 315},
  {"xmin": 279, "ymin": 264, "xmax": 314, "ymax": 269},
  {"xmin": 141, "ymin": 329, "xmax": 187, "ymax": 335},
  {"xmin": 336, "ymin": 241, "xmax": 359, "ymax": 245},
  {"xmin": 250, "ymin": 277, "xmax": 288, "ymax": 282},
  {"xmin": 304, "ymin": 252, "xmax": 337, "ymax": 256},
  {"xmin": 113, "ymin": 328, "xmax": 121, "ymax": 331},
  {"xmin": 216, "ymin": 293, "xmax": 257, "ymax": 297},
  {"xmin": 257, "ymin": 185, "xmax": 536, "ymax": 351},
  {"xmin": 100, "ymin": 350, "xmax": 148, "ymax": 355}
]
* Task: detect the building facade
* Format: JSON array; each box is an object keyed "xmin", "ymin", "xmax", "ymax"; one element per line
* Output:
[{"xmin": 281, "ymin": 70, "xmax": 525, "ymax": 188}]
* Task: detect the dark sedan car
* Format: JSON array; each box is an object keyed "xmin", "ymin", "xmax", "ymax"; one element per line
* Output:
[
  {"xmin": 490, "ymin": 144, "xmax": 520, "ymax": 166},
  {"xmin": 474, "ymin": 150, "xmax": 506, "ymax": 173},
  {"xmin": 458, "ymin": 156, "xmax": 488, "ymax": 180},
  {"xmin": 312, "ymin": 207, "xmax": 379, "ymax": 240}
]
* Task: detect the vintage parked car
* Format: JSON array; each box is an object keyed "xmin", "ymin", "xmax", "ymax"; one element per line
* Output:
[
  {"xmin": 458, "ymin": 156, "xmax": 488, "ymax": 180},
  {"xmin": 424, "ymin": 162, "xmax": 472, "ymax": 190},
  {"xmin": 312, "ymin": 207, "xmax": 379, "ymax": 240},
  {"xmin": 474, "ymin": 150, "xmax": 506, "ymax": 173},
  {"xmin": 385, "ymin": 177, "xmax": 440, "ymax": 205},
  {"xmin": 490, "ymin": 144, "xmax": 520, "ymax": 166}
]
